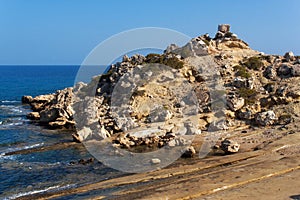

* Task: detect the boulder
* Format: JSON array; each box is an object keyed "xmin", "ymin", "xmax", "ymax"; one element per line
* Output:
[
  {"xmin": 22, "ymin": 96, "xmax": 33, "ymax": 104},
  {"xmin": 221, "ymin": 139, "xmax": 240, "ymax": 154},
  {"xmin": 122, "ymin": 54, "xmax": 130, "ymax": 62},
  {"xmin": 164, "ymin": 43, "xmax": 179, "ymax": 53},
  {"xmin": 233, "ymin": 77, "xmax": 254, "ymax": 89},
  {"xmin": 218, "ymin": 24, "xmax": 230, "ymax": 33},
  {"xmin": 215, "ymin": 31, "xmax": 225, "ymax": 39},
  {"xmin": 39, "ymin": 108, "xmax": 59, "ymax": 123},
  {"xmin": 227, "ymin": 96, "xmax": 245, "ymax": 111},
  {"xmin": 255, "ymin": 110, "xmax": 277, "ymax": 126},
  {"xmin": 130, "ymin": 54, "xmax": 145, "ymax": 64},
  {"xmin": 26, "ymin": 112, "xmax": 40, "ymax": 120},
  {"xmin": 237, "ymin": 109, "xmax": 252, "ymax": 120},
  {"xmin": 172, "ymin": 38, "xmax": 208, "ymax": 58},
  {"xmin": 291, "ymin": 64, "xmax": 300, "ymax": 77},
  {"xmin": 263, "ymin": 66, "xmax": 277, "ymax": 80},
  {"xmin": 181, "ymin": 146, "xmax": 196, "ymax": 158},
  {"xmin": 284, "ymin": 51, "xmax": 295, "ymax": 62},
  {"xmin": 277, "ymin": 64, "xmax": 291, "ymax": 77},
  {"xmin": 149, "ymin": 108, "xmax": 172, "ymax": 122}
]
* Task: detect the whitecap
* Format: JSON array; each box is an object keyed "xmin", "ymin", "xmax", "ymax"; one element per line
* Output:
[
  {"xmin": 2, "ymin": 143, "xmax": 45, "ymax": 155},
  {"xmin": 0, "ymin": 100, "xmax": 19, "ymax": 103}
]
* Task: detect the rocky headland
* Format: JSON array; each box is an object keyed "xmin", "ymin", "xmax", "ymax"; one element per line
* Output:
[
  {"xmin": 22, "ymin": 24, "xmax": 300, "ymax": 155},
  {"xmin": 19, "ymin": 24, "xmax": 300, "ymax": 199}
]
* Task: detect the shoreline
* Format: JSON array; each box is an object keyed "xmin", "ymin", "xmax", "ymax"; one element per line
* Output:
[{"xmin": 17, "ymin": 24, "xmax": 300, "ymax": 199}]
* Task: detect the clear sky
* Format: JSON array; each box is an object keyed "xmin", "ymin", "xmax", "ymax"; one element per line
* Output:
[{"xmin": 1, "ymin": 0, "xmax": 300, "ymax": 65}]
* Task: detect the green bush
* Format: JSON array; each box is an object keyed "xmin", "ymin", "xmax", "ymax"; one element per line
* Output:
[
  {"xmin": 233, "ymin": 65, "xmax": 251, "ymax": 78},
  {"xmin": 238, "ymin": 88, "xmax": 257, "ymax": 105},
  {"xmin": 244, "ymin": 57, "xmax": 264, "ymax": 70},
  {"xmin": 146, "ymin": 53, "xmax": 184, "ymax": 69},
  {"xmin": 202, "ymin": 39, "xmax": 210, "ymax": 46}
]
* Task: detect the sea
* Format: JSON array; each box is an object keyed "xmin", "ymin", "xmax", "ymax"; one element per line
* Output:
[{"xmin": 0, "ymin": 65, "xmax": 124, "ymax": 199}]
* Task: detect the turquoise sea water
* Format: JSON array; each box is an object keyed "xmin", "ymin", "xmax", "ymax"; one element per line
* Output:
[{"xmin": 0, "ymin": 65, "xmax": 123, "ymax": 199}]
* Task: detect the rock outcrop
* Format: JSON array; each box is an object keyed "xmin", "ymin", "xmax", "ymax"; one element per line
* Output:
[
  {"xmin": 22, "ymin": 87, "xmax": 74, "ymax": 129},
  {"xmin": 22, "ymin": 24, "xmax": 300, "ymax": 155},
  {"xmin": 220, "ymin": 138, "xmax": 240, "ymax": 154}
]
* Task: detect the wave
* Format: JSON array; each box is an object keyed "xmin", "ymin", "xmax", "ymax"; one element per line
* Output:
[
  {"xmin": 0, "ymin": 117, "xmax": 29, "ymax": 129},
  {"xmin": 1, "ymin": 143, "xmax": 45, "ymax": 156},
  {"xmin": 4, "ymin": 184, "xmax": 76, "ymax": 200},
  {"xmin": 0, "ymin": 154, "xmax": 17, "ymax": 162},
  {"xmin": 0, "ymin": 100, "xmax": 19, "ymax": 103}
]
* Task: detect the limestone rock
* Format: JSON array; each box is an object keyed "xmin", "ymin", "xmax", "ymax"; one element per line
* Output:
[
  {"xmin": 218, "ymin": 24, "xmax": 230, "ymax": 33},
  {"xmin": 291, "ymin": 64, "xmax": 300, "ymax": 77},
  {"xmin": 181, "ymin": 146, "xmax": 196, "ymax": 158},
  {"xmin": 39, "ymin": 108, "xmax": 59, "ymax": 123},
  {"xmin": 164, "ymin": 43, "xmax": 179, "ymax": 53},
  {"xmin": 122, "ymin": 54, "xmax": 130, "ymax": 62},
  {"xmin": 26, "ymin": 112, "xmax": 40, "ymax": 120},
  {"xmin": 233, "ymin": 77, "xmax": 254, "ymax": 89},
  {"xmin": 151, "ymin": 158, "xmax": 161, "ymax": 164},
  {"xmin": 227, "ymin": 96, "xmax": 245, "ymax": 111},
  {"xmin": 221, "ymin": 139, "xmax": 240, "ymax": 154},
  {"xmin": 277, "ymin": 64, "xmax": 291, "ymax": 77},
  {"xmin": 264, "ymin": 66, "xmax": 277, "ymax": 80},
  {"xmin": 22, "ymin": 96, "xmax": 33, "ymax": 104},
  {"xmin": 255, "ymin": 110, "xmax": 277, "ymax": 126},
  {"xmin": 284, "ymin": 51, "xmax": 295, "ymax": 62}
]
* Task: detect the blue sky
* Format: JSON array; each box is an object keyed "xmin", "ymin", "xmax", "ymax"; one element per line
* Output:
[{"xmin": 0, "ymin": 0, "xmax": 300, "ymax": 65}]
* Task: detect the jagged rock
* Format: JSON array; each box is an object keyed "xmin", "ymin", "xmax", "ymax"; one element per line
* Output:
[
  {"xmin": 264, "ymin": 66, "xmax": 277, "ymax": 80},
  {"xmin": 22, "ymin": 96, "xmax": 33, "ymax": 104},
  {"xmin": 181, "ymin": 146, "xmax": 196, "ymax": 158},
  {"xmin": 277, "ymin": 64, "xmax": 291, "ymax": 77},
  {"xmin": 291, "ymin": 64, "xmax": 300, "ymax": 77},
  {"xmin": 26, "ymin": 112, "xmax": 40, "ymax": 120},
  {"xmin": 227, "ymin": 96, "xmax": 245, "ymax": 111},
  {"xmin": 222, "ymin": 40, "xmax": 249, "ymax": 49},
  {"xmin": 49, "ymin": 119, "xmax": 67, "ymax": 128},
  {"xmin": 39, "ymin": 108, "xmax": 59, "ymax": 123},
  {"xmin": 221, "ymin": 139, "xmax": 240, "ymax": 154},
  {"xmin": 237, "ymin": 109, "xmax": 252, "ymax": 120},
  {"xmin": 233, "ymin": 77, "xmax": 254, "ymax": 89},
  {"xmin": 130, "ymin": 54, "xmax": 145, "ymax": 64},
  {"xmin": 172, "ymin": 37, "xmax": 208, "ymax": 58},
  {"xmin": 215, "ymin": 31, "xmax": 225, "ymax": 39},
  {"xmin": 22, "ymin": 25, "xmax": 300, "ymax": 159},
  {"xmin": 122, "ymin": 55, "xmax": 130, "ymax": 62},
  {"xmin": 264, "ymin": 83, "xmax": 276, "ymax": 93},
  {"xmin": 185, "ymin": 122, "xmax": 201, "ymax": 135},
  {"xmin": 284, "ymin": 51, "xmax": 295, "ymax": 61},
  {"xmin": 275, "ymin": 85, "xmax": 288, "ymax": 97},
  {"xmin": 164, "ymin": 44, "xmax": 179, "ymax": 53},
  {"xmin": 218, "ymin": 24, "xmax": 230, "ymax": 33},
  {"xmin": 24, "ymin": 87, "xmax": 74, "ymax": 129},
  {"xmin": 168, "ymin": 139, "xmax": 177, "ymax": 147},
  {"xmin": 255, "ymin": 110, "xmax": 277, "ymax": 126},
  {"xmin": 149, "ymin": 107, "xmax": 173, "ymax": 122}
]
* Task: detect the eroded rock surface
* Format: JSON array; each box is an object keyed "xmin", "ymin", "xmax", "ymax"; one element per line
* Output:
[{"xmin": 22, "ymin": 24, "xmax": 300, "ymax": 156}]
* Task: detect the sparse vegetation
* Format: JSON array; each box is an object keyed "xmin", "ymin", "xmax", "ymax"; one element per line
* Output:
[
  {"xmin": 233, "ymin": 65, "xmax": 251, "ymax": 78},
  {"xmin": 224, "ymin": 32, "xmax": 233, "ymax": 38},
  {"xmin": 202, "ymin": 39, "xmax": 210, "ymax": 46},
  {"xmin": 237, "ymin": 88, "xmax": 257, "ymax": 105},
  {"xmin": 146, "ymin": 53, "xmax": 184, "ymax": 69},
  {"xmin": 243, "ymin": 56, "xmax": 264, "ymax": 70}
]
